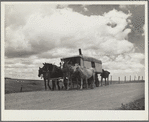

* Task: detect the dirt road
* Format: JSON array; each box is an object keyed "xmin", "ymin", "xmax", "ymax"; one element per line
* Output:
[{"xmin": 5, "ymin": 82, "xmax": 144, "ymax": 110}]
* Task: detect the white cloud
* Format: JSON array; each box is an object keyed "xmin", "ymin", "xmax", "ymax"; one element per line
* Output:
[
  {"xmin": 6, "ymin": 8, "xmax": 132, "ymax": 58},
  {"xmin": 5, "ymin": 4, "xmax": 58, "ymax": 28},
  {"xmin": 102, "ymin": 52, "xmax": 144, "ymax": 76},
  {"xmin": 4, "ymin": 4, "xmax": 145, "ymax": 79}
]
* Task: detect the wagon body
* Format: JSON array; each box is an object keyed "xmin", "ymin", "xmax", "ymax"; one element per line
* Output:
[{"xmin": 61, "ymin": 55, "xmax": 102, "ymax": 74}]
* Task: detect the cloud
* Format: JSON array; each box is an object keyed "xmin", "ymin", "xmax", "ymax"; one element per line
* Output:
[
  {"xmin": 6, "ymin": 7, "xmax": 133, "ymax": 58},
  {"xmin": 4, "ymin": 4, "xmax": 145, "ymax": 79},
  {"xmin": 100, "ymin": 39, "xmax": 134, "ymax": 55},
  {"xmin": 5, "ymin": 4, "xmax": 59, "ymax": 28},
  {"xmin": 102, "ymin": 52, "xmax": 144, "ymax": 75}
]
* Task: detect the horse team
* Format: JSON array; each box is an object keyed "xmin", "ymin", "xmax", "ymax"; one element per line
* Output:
[{"xmin": 38, "ymin": 61, "xmax": 110, "ymax": 91}]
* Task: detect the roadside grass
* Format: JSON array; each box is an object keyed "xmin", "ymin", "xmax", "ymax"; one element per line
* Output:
[
  {"xmin": 5, "ymin": 79, "xmax": 45, "ymax": 94},
  {"xmin": 119, "ymin": 98, "xmax": 145, "ymax": 110},
  {"xmin": 5, "ymin": 78, "xmax": 64, "ymax": 94},
  {"xmin": 5, "ymin": 78, "xmax": 145, "ymax": 94}
]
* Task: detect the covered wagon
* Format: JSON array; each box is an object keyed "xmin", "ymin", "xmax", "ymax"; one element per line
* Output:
[
  {"xmin": 61, "ymin": 49, "xmax": 102, "ymax": 87},
  {"xmin": 61, "ymin": 55, "xmax": 102, "ymax": 74}
]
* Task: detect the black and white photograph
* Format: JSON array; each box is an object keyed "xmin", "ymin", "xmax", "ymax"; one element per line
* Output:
[{"xmin": 1, "ymin": 1, "xmax": 148, "ymax": 121}]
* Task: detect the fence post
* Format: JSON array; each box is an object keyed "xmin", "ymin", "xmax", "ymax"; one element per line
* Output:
[
  {"xmin": 125, "ymin": 76, "xmax": 126, "ymax": 83},
  {"xmin": 130, "ymin": 76, "xmax": 131, "ymax": 82},
  {"xmin": 20, "ymin": 85, "xmax": 22, "ymax": 92},
  {"xmin": 111, "ymin": 76, "xmax": 112, "ymax": 84},
  {"xmin": 119, "ymin": 77, "xmax": 120, "ymax": 84},
  {"xmin": 107, "ymin": 77, "xmax": 109, "ymax": 85},
  {"xmin": 138, "ymin": 76, "xmax": 140, "ymax": 81},
  {"xmin": 134, "ymin": 76, "xmax": 135, "ymax": 81},
  {"xmin": 142, "ymin": 76, "xmax": 143, "ymax": 80}
]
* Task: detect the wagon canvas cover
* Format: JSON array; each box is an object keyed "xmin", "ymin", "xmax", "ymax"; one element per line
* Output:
[{"xmin": 61, "ymin": 55, "xmax": 102, "ymax": 73}]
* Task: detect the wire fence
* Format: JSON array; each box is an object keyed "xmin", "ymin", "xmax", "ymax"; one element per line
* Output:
[{"xmin": 105, "ymin": 75, "xmax": 145, "ymax": 85}]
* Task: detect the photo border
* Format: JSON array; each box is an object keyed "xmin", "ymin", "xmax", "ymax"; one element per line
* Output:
[{"xmin": 1, "ymin": 1, "xmax": 148, "ymax": 121}]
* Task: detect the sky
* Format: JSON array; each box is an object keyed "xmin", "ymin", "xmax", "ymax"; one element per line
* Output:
[{"xmin": 3, "ymin": 2, "xmax": 146, "ymax": 80}]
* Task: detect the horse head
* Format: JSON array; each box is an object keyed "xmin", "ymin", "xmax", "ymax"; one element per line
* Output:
[
  {"xmin": 108, "ymin": 71, "xmax": 110, "ymax": 74},
  {"xmin": 38, "ymin": 67, "xmax": 43, "ymax": 77},
  {"xmin": 73, "ymin": 63, "xmax": 80, "ymax": 72},
  {"xmin": 63, "ymin": 60, "xmax": 71, "ymax": 69},
  {"xmin": 63, "ymin": 60, "xmax": 69, "ymax": 67}
]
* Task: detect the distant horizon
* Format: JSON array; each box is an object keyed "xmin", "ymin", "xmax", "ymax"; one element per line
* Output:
[{"xmin": 5, "ymin": 75, "xmax": 145, "ymax": 82}]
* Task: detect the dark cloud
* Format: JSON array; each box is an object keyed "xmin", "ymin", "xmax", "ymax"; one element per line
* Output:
[
  {"xmin": 37, "ymin": 52, "xmax": 60, "ymax": 59},
  {"xmin": 5, "ymin": 48, "xmax": 37, "ymax": 58},
  {"xmin": 129, "ymin": 5, "xmax": 145, "ymax": 34},
  {"xmin": 68, "ymin": 5, "xmax": 120, "ymax": 16}
]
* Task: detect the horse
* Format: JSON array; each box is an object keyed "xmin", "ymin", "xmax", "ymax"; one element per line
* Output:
[
  {"xmin": 60, "ymin": 60, "xmax": 82, "ymax": 90},
  {"xmin": 38, "ymin": 66, "xmax": 52, "ymax": 90},
  {"xmin": 73, "ymin": 64, "xmax": 95, "ymax": 89},
  {"xmin": 100, "ymin": 69, "xmax": 110, "ymax": 86},
  {"xmin": 48, "ymin": 63, "xmax": 65, "ymax": 90},
  {"xmin": 38, "ymin": 63, "xmax": 64, "ymax": 90},
  {"xmin": 60, "ymin": 60, "xmax": 76, "ymax": 90}
]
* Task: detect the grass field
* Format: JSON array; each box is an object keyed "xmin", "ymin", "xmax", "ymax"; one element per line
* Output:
[
  {"xmin": 5, "ymin": 79, "xmax": 46, "ymax": 94},
  {"xmin": 5, "ymin": 78, "xmax": 145, "ymax": 94}
]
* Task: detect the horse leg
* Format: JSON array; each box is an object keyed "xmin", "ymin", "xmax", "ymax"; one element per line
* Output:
[
  {"xmin": 71, "ymin": 78, "xmax": 73, "ymax": 89},
  {"xmin": 95, "ymin": 74, "xmax": 99, "ymax": 87},
  {"xmin": 80, "ymin": 78, "xmax": 83, "ymax": 90},
  {"xmin": 57, "ymin": 80, "xmax": 60, "ymax": 90},
  {"xmin": 52, "ymin": 80, "xmax": 55, "ymax": 90},
  {"xmin": 95, "ymin": 79, "xmax": 97, "ymax": 87},
  {"xmin": 54, "ymin": 80, "xmax": 56, "ymax": 90},
  {"xmin": 64, "ymin": 78, "xmax": 67, "ymax": 90},
  {"xmin": 76, "ymin": 78, "xmax": 80, "ymax": 90},
  {"xmin": 91, "ymin": 77, "xmax": 94, "ymax": 89},
  {"xmin": 61, "ymin": 80, "xmax": 64, "ymax": 90},
  {"xmin": 101, "ymin": 77, "xmax": 103, "ymax": 86},
  {"xmin": 44, "ymin": 79, "xmax": 47, "ymax": 90},
  {"xmin": 70, "ymin": 78, "xmax": 72, "ymax": 89},
  {"xmin": 73, "ymin": 81, "xmax": 75, "ymax": 89},
  {"xmin": 47, "ymin": 79, "xmax": 51, "ymax": 90},
  {"xmin": 77, "ymin": 78, "xmax": 79, "ymax": 89},
  {"xmin": 63, "ymin": 77, "xmax": 67, "ymax": 90},
  {"xmin": 67, "ymin": 77, "xmax": 70, "ymax": 90},
  {"xmin": 93, "ymin": 74, "xmax": 95, "ymax": 88},
  {"xmin": 86, "ymin": 78, "xmax": 88, "ymax": 89},
  {"xmin": 73, "ymin": 79, "xmax": 75, "ymax": 89},
  {"xmin": 96, "ymin": 78, "xmax": 99, "ymax": 87}
]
